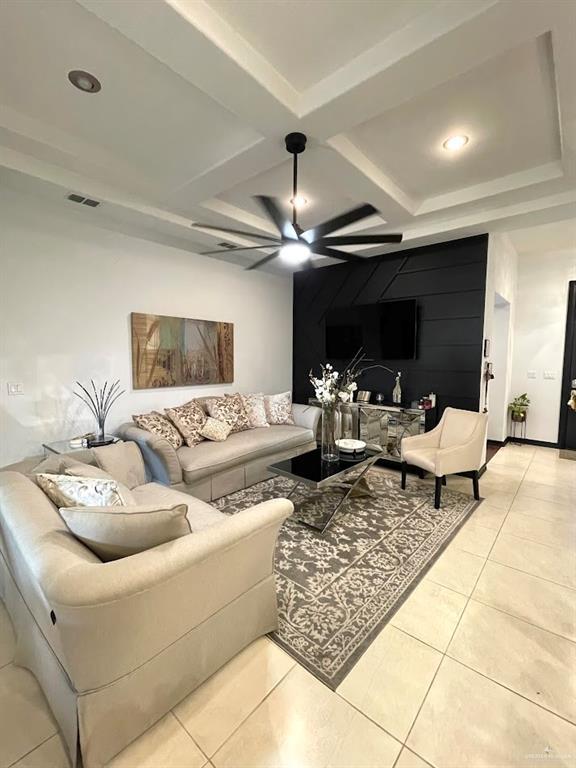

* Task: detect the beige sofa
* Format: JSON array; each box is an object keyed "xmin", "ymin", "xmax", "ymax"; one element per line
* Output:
[
  {"xmin": 0, "ymin": 445, "xmax": 292, "ymax": 768},
  {"xmin": 117, "ymin": 401, "xmax": 321, "ymax": 500}
]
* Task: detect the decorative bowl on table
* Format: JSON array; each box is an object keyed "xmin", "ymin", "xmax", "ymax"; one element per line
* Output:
[{"xmin": 336, "ymin": 439, "xmax": 367, "ymax": 454}]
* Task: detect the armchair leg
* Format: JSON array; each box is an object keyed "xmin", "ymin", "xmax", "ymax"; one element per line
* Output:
[
  {"xmin": 417, "ymin": 468, "xmax": 425, "ymax": 480},
  {"xmin": 401, "ymin": 461, "xmax": 407, "ymax": 490},
  {"xmin": 472, "ymin": 471, "xmax": 480, "ymax": 501},
  {"xmin": 442, "ymin": 476, "xmax": 447, "ymax": 486},
  {"xmin": 434, "ymin": 476, "xmax": 442, "ymax": 509}
]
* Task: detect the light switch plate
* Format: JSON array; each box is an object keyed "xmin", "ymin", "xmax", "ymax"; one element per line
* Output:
[
  {"xmin": 7, "ymin": 382, "xmax": 24, "ymax": 395},
  {"xmin": 543, "ymin": 371, "xmax": 556, "ymax": 380},
  {"xmin": 527, "ymin": 370, "xmax": 537, "ymax": 379}
]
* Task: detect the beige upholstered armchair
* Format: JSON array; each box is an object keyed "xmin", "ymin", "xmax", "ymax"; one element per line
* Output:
[{"xmin": 400, "ymin": 407, "xmax": 488, "ymax": 508}]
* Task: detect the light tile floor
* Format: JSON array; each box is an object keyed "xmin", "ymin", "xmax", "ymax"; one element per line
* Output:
[{"xmin": 0, "ymin": 444, "xmax": 574, "ymax": 768}]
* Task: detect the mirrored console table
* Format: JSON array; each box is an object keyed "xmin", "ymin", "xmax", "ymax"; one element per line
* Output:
[{"xmin": 310, "ymin": 400, "xmax": 436, "ymax": 463}]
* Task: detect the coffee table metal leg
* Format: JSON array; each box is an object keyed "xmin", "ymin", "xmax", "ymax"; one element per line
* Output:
[
  {"xmin": 319, "ymin": 459, "xmax": 377, "ymax": 534},
  {"xmin": 287, "ymin": 481, "xmax": 301, "ymax": 499}
]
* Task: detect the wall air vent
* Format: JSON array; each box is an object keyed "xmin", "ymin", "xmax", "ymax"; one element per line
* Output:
[{"xmin": 67, "ymin": 193, "xmax": 101, "ymax": 207}]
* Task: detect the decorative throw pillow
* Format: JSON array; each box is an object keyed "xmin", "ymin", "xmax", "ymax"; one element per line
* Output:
[
  {"xmin": 200, "ymin": 417, "xmax": 232, "ymax": 442},
  {"xmin": 64, "ymin": 463, "xmax": 136, "ymax": 505},
  {"xmin": 264, "ymin": 392, "xmax": 294, "ymax": 425},
  {"xmin": 133, "ymin": 411, "xmax": 183, "ymax": 450},
  {"xmin": 165, "ymin": 401, "xmax": 207, "ymax": 447},
  {"xmin": 59, "ymin": 503, "xmax": 191, "ymax": 561},
  {"xmin": 206, "ymin": 394, "xmax": 250, "ymax": 433},
  {"xmin": 240, "ymin": 393, "xmax": 269, "ymax": 428},
  {"xmin": 36, "ymin": 473, "xmax": 125, "ymax": 508},
  {"xmin": 92, "ymin": 442, "xmax": 147, "ymax": 490}
]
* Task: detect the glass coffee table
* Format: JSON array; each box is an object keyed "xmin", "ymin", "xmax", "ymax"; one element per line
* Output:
[{"xmin": 267, "ymin": 446, "xmax": 382, "ymax": 534}]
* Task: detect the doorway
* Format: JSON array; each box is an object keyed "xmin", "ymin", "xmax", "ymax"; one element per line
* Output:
[
  {"xmin": 487, "ymin": 293, "xmax": 512, "ymax": 443},
  {"xmin": 559, "ymin": 281, "xmax": 576, "ymax": 452}
]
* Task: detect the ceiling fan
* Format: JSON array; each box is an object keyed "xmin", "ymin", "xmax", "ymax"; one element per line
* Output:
[{"xmin": 192, "ymin": 132, "xmax": 403, "ymax": 270}]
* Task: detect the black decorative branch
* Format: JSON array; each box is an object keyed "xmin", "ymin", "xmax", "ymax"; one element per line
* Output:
[{"xmin": 74, "ymin": 379, "xmax": 125, "ymax": 437}]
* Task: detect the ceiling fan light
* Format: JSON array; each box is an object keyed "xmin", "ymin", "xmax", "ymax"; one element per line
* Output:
[
  {"xmin": 443, "ymin": 134, "xmax": 469, "ymax": 151},
  {"xmin": 290, "ymin": 194, "xmax": 308, "ymax": 210},
  {"xmin": 280, "ymin": 242, "xmax": 310, "ymax": 264}
]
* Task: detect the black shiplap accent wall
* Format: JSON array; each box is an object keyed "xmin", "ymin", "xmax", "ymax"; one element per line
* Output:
[{"xmin": 293, "ymin": 235, "xmax": 488, "ymax": 420}]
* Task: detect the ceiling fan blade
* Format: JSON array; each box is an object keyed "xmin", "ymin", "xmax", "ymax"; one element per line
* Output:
[
  {"xmin": 246, "ymin": 250, "xmax": 280, "ymax": 271},
  {"xmin": 303, "ymin": 203, "xmax": 378, "ymax": 241},
  {"xmin": 201, "ymin": 244, "xmax": 279, "ymax": 255},
  {"xmin": 310, "ymin": 244, "xmax": 363, "ymax": 262},
  {"xmin": 319, "ymin": 234, "xmax": 403, "ymax": 246},
  {"xmin": 192, "ymin": 223, "xmax": 280, "ymax": 242},
  {"xmin": 254, "ymin": 195, "xmax": 298, "ymax": 239}
]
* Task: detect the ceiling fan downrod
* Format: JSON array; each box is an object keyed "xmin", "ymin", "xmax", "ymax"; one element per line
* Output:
[{"xmin": 285, "ymin": 132, "xmax": 307, "ymax": 233}]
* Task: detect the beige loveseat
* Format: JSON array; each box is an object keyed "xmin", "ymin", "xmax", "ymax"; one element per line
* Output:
[
  {"xmin": 0, "ymin": 445, "xmax": 292, "ymax": 768},
  {"xmin": 117, "ymin": 401, "xmax": 321, "ymax": 500}
]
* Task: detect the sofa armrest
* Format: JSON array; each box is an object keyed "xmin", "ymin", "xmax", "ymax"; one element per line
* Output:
[
  {"xmin": 115, "ymin": 422, "xmax": 182, "ymax": 485},
  {"xmin": 42, "ymin": 498, "xmax": 292, "ymax": 691},
  {"xmin": 292, "ymin": 403, "xmax": 321, "ymax": 435}
]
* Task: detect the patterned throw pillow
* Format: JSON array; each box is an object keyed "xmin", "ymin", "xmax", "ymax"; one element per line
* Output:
[
  {"xmin": 133, "ymin": 411, "xmax": 183, "ymax": 450},
  {"xmin": 165, "ymin": 401, "xmax": 207, "ymax": 447},
  {"xmin": 241, "ymin": 393, "xmax": 269, "ymax": 428},
  {"xmin": 200, "ymin": 417, "xmax": 232, "ymax": 442},
  {"xmin": 36, "ymin": 473, "xmax": 125, "ymax": 508},
  {"xmin": 264, "ymin": 392, "xmax": 294, "ymax": 425},
  {"xmin": 206, "ymin": 394, "xmax": 250, "ymax": 433}
]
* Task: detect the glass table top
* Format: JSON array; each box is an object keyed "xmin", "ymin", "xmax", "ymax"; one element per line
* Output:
[{"xmin": 268, "ymin": 446, "xmax": 381, "ymax": 488}]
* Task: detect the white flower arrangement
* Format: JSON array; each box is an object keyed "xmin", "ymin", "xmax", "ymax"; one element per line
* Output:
[{"xmin": 309, "ymin": 349, "xmax": 396, "ymax": 408}]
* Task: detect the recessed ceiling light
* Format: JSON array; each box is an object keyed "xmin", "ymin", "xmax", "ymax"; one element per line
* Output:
[
  {"xmin": 443, "ymin": 135, "xmax": 469, "ymax": 151},
  {"xmin": 279, "ymin": 242, "xmax": 310, "ymax": 264},
  {"xmin": 289, "ymin": 194, "xmax": 308, "ymax": 210},
  {"xmin": 68, "ymin": 70, "xmax": 101, "ymax": 94}
]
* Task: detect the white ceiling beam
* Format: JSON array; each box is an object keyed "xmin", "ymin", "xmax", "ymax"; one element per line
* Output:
[
  {"xmin": 417, "ymin": 162, "xmax": 564, "ymax": 215},
  {"xmin": 76, "ymin": 0, "xmax": 298, "ymax": 135},
  {"xmin": 300, "ymin": 0, "xmax": 557, "ymax": 139}
]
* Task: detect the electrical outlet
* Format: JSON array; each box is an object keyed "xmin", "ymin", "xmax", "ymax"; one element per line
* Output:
[
  {"xmin": 527, "ymin": 370, "xmax": 537, "ymax": 379},
  {"xmin": 543, "ymin": 371, "xmax": 556, "ymax": 380},
  {"xmin": 7, "ymin": 382, "xmax": 24, "ymax": 395}
]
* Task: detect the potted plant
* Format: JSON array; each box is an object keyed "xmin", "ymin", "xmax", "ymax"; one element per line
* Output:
[{"xmin": 508, "ymin": 393, "xmax": 530, "ymax": 423}]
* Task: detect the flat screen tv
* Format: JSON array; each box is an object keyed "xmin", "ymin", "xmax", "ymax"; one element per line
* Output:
[{"xmin": 325, "ymin": 299, "xmax": 417, "ymax": 360}]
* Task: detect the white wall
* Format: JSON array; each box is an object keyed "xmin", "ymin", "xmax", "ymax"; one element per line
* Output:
[
  {"xmin": 482, "ymin": 233, "xmax": 518, "ymax": 417},
  {"xmin": 0, "ymin": 188, "xmax": 293, "ymax": 466},
  {"xmin": 510, "ymin": 248, "xmax": 576, "ymax": 443},
  {"xmin": 487, "ymin": 296, "xmax": 511, "ymax": 442}
]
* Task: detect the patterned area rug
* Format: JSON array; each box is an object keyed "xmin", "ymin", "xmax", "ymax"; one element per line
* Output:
[{"xmin": 214, "ymin": 468, "xmax": 479, "ymax": 689}]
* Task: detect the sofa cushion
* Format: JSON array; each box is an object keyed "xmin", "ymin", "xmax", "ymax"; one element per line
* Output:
[
  {"xmin": 206, "ymin": 394, "xmax": 250, "ymax": 433},
  {"xmin": 131, "ymin": 482, "xmax": 227, "ymax": 532},
  {"xmin": 264, "ymin": 392, "xmax": 294, "ymax": 425},
  {"xmin": 200, "ymin": 417, "xmax": 232, "ymax": 442},
  {"xmin": 36, "ymin": 473, "xmax": 126, "ymax": 507},
  {"xmin": 60, "ymin": 503, "xmax": 191, "ymax": 561},
  {"xmin": 133, "ymin": 411, "xmax": 183, "ymax": 450},
  {"xmin": 177, "ymin": 425, "xmax": 315, "ymax": 483},
  {"xmin": 402, "ymin": 447, "xmax": 437, "ymax": 474},
  {"xmin": 65, "ymin": 462, "xmax": 137, "ymax": 504},
  {"xmin": 92, "ymin": 442, "xmax": 147, "ymax": 490},
  {"xmin": 165, "ymin": 401, "xmax": 207, "ymax": 447},
  {"xmin": 241, "ymin": 393, "xmax": 269, "ymax": 428}
]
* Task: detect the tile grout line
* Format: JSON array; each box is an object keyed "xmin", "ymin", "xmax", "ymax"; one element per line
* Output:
[
  {"xmin": 196, "ymin": 661, "xmax": 297, "ymax": 762},
  {"xmin": 6, "ymin": 732, "xmax": 58, "ymax": 768},
  {"xmin": 400, "ymin": 451, "xmax": 531, "ymax": 755}
]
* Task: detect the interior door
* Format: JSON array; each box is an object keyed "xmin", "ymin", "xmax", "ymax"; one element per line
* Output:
[{"xmin": 559, "ymin": 281, "xmax": 576, "ymax": 450}]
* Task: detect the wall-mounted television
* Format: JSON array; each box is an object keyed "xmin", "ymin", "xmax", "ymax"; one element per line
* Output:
[{"xmin": 325, "ymin": 299, "xmax": 417, "ymax": 361}]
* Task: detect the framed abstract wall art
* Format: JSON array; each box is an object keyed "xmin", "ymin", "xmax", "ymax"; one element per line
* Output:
[{"xmin": 131, "ymin": 312, "xmax": 234, "ymax": 389}]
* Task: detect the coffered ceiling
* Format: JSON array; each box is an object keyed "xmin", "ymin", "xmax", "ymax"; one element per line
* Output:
[{"xmin": 0, "ymin": 0, "xmax": 574, "ymax": 271}]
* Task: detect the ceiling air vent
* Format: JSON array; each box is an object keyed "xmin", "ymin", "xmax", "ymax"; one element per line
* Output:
[
  {"xmin": 217, "ymin": 242, "xmax": 238, "ymax": 249},
  {"xmin": 67, "ymin": 193, "xmax": 101, "ymax": 207}
]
